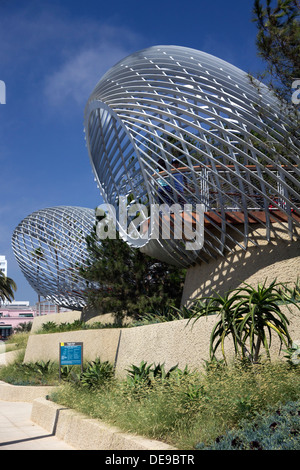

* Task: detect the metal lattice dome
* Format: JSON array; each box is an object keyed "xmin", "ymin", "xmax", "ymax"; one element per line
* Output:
[
  {"xmin": 12, "ymin": 206, "xmax": 95, "ymax": 310},
  {"xmin": 84, "ymin": 45, "xmax": 300, "ymax": 267}
]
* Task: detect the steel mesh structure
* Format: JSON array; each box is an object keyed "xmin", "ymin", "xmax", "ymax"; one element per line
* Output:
[
  {"xmin": 84, "ymin": 45, "xmax": 300, "ymax": 267},
  {"xmin": 12, "ymin": 206, "xmax": 95, "ymax": 310}
]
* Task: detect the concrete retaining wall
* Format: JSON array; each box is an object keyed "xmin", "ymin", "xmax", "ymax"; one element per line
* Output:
[
  {"xmin": 0, "ymin": 382, "xmax": 175, "ymax": 450},
  {"xmin": 0, "ymin": 380, "xmax": 55, "ymax": 402},
  {"xmin": 23, "ymin": 304, "xmax": 300, "ymax": 378},
  {"xmin": 31, "ymin": 398, "xmax": 176, "ymax": 451},
  {"xmin": 22, "ymin": 230, "xmax": 300, "ymax": 377},
  {"xmin": 182, "ymin": 225, "xmax": 300, "ymax": 305},
  {"xmin": 24, "ymin": 328, "xmax": 122, "ymax": 368},
  {"xmin": 24, "ymin": 315, "xmax": 229, "ymax": 376},
  {"xmin": 31, "ymin": 311, "xmax": 81, "ymax": 333}
]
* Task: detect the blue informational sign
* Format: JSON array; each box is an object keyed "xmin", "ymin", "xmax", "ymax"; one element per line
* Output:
[{"xmin": 59, "ymin": 342, "xmax": 83, "ymax": 366}]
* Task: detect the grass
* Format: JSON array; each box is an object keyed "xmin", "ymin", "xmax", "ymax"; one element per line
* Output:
[
  {"xmin": 4, "ymin": 332, "xmax": 31, "ymax": 351},
  {"xmin": 1, "ymin": 279, "xmax": 299, "ymax": 450},
  {"xmin": 195, "ymin": 400, "xmax": 300, "ymax": 450},
  {"xmin": 0, "ymin": 342, "xmax": 300, "ymax": 449},
  {"xmin": 0, "ymin": 357, "xmax": 59, "ymax": 386},
  {"xmin": 48, "ymin": 360, "xmax": 300, "ymax": 449}
]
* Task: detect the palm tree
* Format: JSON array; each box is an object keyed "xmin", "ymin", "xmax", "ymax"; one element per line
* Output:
[{"xmin": 0, "ymin": 271, "xmax": 17, "ymax": 304}]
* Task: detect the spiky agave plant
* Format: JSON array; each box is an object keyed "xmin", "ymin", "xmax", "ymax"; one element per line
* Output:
[
  {"xmin": 189, "ymin": 279, "xmax": 298, "ymax": 364},
  {"xmin": 232, "ymin": 279, "xmax": 295, "ymax": 363},
  {"xmin": 189, "ymin": 290, "xmax": 244, "ymax": 364}
]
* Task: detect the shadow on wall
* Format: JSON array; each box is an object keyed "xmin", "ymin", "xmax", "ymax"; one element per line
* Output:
[{"xmin": 182, "ymin": 224, "xmax": 300, "ymax": 306}]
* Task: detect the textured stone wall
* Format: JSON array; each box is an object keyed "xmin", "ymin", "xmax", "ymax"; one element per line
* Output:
[
  {"xmin": 24, "ymin": 328, "xmax": 122, "ymax": 366},
  {"xmin": 182, "ymin": 224, "xmax": 300, "ymax": 306},
  {"xmin": 24, "ymin": 304, "xmax": 300, "ymax": 378},
  {"xmin": 24, "ymin": 223, "xmax": 300, "ymax": 377}
]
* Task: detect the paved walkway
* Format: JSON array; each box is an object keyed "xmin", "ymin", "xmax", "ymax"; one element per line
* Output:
[{"xmin": 0, "ymin": 400, "xmax": 75, "ymax": 450}]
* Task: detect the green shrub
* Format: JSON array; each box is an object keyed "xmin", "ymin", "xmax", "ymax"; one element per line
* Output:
[
  {"xmin": 79, "ymin": 358, "xmax": 114, "ymax": 389},
  {"xmin": 189, "ymin": 280, "xmax": 298, "ymax": 364},
  {"xmin": 1, "ymin": 359, "xmax": 57, "ymax": 385},
  {"xmin": 13, "ymin": 322, "xmax": 32, "ymax": 333},
  {"xmin": 40, "ymin": 321, "xmax": 58, "ymax": 333},
  {"xmin": 125, "ymin": 361, "xmax": 187, "ymax": 388},
  {"xmin": 49, "ymin": 359, "xmax": 300, "ymax": 449},
  {"xmin": 195, "ymin": 401, "xmax": 300, "ymax": 450},
  {"xmin": 37, "ymin": 319, "xmax": 124, "ymax": 334},
  {"xmin": 59, "ymin": 365, "xmax": 77, "ymax": 382},
  {"xmin": 38, "ymin": 320, "xmax": 85, "ymax": 333},
  {"xmin": 4, "ymin": 332, "xmax": 30, "ymax": 351},
  {"xmin": 132, "ymin": 306, "xmax": 195, "ymax": 326},
  {"xmin": 126, "ymin": 361, "xmax": 153, "ymax": 386}
]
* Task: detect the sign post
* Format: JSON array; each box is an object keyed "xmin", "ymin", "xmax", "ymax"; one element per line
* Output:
[{"xmin": 59, "ymin": 342, "xmax": 83, "ymax": 381}]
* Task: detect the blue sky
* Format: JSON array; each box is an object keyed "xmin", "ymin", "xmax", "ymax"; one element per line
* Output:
[{"xmin": 0, "ymin": 0, "xmax": 266, "ymax": 305}]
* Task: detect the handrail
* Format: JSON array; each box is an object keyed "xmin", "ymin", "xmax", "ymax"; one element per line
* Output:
[{"xmin": 153, "ymin": 163, "xmax": 299, "ymax": 177}]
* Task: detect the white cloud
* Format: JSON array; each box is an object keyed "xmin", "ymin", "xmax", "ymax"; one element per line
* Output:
[
  {"xmin": 44, "ymin": 42, "xmax": 132, "ymax": 108},
  {"xmin": 0, "ymin": 3, "xmax": 142, "ymax": 111}
]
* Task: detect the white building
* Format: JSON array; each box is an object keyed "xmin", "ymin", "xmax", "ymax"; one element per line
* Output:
[
  {"xmin": 0, "ymin": 256, "xmax": 7, "ymax": 277},
  {"xmin": 5, "ymin": 300, "xmax": 30, "ymax": 307}
]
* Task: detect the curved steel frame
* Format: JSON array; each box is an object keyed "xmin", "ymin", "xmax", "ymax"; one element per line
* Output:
[
  {"xmin": 12, "ymin": 206, "xmax": 95, "ymax": 310},
  {"xmin": 84, "ymin": 45, "xmax": 300, "ymax": 267}
]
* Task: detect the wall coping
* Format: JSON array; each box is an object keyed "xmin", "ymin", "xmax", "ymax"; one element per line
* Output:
[
  {"xmin": 31, "ymin": 397, "xmax": 176, "ymax": 451},
  {"xmin": 0, "ymin": 380, "xmax": 56, "ymax": 402}
]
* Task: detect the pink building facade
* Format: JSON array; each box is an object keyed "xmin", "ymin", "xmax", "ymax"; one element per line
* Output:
[
  {"xmin": 0, "ymin": 307, "xmax": 35, "ymax": 339},
  {"xmin": 0, "ymin": 301, "xmax": 65, "ymax": 339}
]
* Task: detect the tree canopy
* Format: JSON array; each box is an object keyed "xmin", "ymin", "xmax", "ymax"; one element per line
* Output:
[
  {"xmin": 80, "ymin": 224, "xmax": 186, "ymax": 320},
  {"xmin": 253, "ymin": 0, "xmax": 300, "ymax": 101},
  {"xmin": 0, "ymin": 271, "xmax": 17, "ymax": 304}
]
